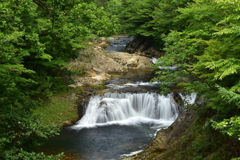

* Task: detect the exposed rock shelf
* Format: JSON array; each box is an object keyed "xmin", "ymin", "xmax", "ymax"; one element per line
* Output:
[{"xmin": 68, "ymin": 38, "xmax": 154, "ymax": 87}]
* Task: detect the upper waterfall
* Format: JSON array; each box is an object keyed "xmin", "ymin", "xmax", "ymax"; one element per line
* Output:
[
  {"xmin": 179, "ymin": 93, "xmax": 197, "ymax": 106},
  {"xmin": 73, "ymin": 92, "xmax": 178, "ymax": 129}
]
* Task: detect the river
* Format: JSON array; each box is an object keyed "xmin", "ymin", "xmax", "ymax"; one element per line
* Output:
[{"xmin": 38, "ymin": 36, "xmax": 179, "ymax": 160}]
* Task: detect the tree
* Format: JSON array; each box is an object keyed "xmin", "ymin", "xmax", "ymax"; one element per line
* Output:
[
  {"xmin": 0, "ymin": 0, "xmax": 119, "ymax": 159},
  {"xmin": 152, "ymin": 0, "xmax": 240, "ymax": 141},
  {"xmin": 119, "ymin": 0, "xmax": 192, "ymax": 48},
  {"xmin": 120, "ymin": 0, "xmax": 160, "ymax": 36}
]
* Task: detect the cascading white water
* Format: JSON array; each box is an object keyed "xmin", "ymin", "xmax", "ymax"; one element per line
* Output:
[
  {"xmin": 106, "ymin": 81, "xmax": 159, "ymax": 90},
  {"xmin": 75, "ymin": 92, "xmax": 178, "ymax": 127},
  {"xmin": 151, "ymin": 57, "xmax": 178, "ymax": 70},
  {"xmin": 179, "ymin": 93, "xmax": 197, "ymax": 106}
]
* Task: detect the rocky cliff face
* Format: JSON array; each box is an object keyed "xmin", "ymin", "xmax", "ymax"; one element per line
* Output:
[{"xmin": 125, "ymin": 37, "xmax": 164, "ymax": 58}]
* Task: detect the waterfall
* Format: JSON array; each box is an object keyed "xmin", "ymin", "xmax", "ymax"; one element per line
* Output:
[
  {"xmin": 151, "ymin": 57, "xmax": 178, "ymax": 71},
  {"xmin": 179, "ymin": 93, "xmax": 197, "ymax": 106},
  {"xmin": 74, "ymin": 92, "xmax": 178, "ymax": 127}
]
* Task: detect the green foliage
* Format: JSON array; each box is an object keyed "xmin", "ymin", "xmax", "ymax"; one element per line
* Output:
[
  {"xmin": 0, "ymin": 0, "xmax": 119, "ymax": 158},
  {"xmin": 119, "ymin": 0, "xmax": 192, "ymax": 48},
  {"xmin": 212, "ymin": 115, "xmax": 240, "ymax": 140},
  {"xmin": 33, "ymin": 90, "xmax": 78, "ymax": 125},
  {"xmin": 0, "ymin": 107, "xmax": 61, "ymax": 159},
  {"xmin": 106, "ymin": 0, "xmax": 122, "ymax": 15},
  {"xmin": 4, "ymin": 149, "xmax": 64, "ymax": 160},
  {"xmin": 119, "ymin": 0, "xmax": 240, "ymax": 158},
  {"xmin": 120, "ymin": 0, "xmax": 160, "ymax": 36},
  {"xmin": 141, "ymin": 0, "xmax": 240, "ymax": 142},
  {"xmin": 192, "ymin": 137, "xmax": 214, "ymax": 155}
]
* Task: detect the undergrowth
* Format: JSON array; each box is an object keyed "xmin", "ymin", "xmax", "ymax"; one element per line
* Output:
[
  {"xmin": 159, "ymin": 107, "xmax": 240, "ymax": 160},
  {"xmin": 33, "ymin": 88, "xmax": 79, "ymax": 126}
]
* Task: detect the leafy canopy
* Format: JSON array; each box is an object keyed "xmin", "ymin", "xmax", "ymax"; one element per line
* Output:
[{"xmin": 0, "ymin": 0, "xmax": 119, "ymax": 159}]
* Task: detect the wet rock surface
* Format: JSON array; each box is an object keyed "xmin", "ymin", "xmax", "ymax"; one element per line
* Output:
[
  {"xmin": 122, "ymin": 109, "xmax": 197, "ymax": 160},
  {"xmin": 68, "ymin": 37, "xmax": 155, "ymax": 87},
  {"xmin": 104, "ymin": 50, "xmax": 153, "ymax": 69},
  {"xmin": 125, "ymin": 37, "xmax": 164, "ymax": 58}
]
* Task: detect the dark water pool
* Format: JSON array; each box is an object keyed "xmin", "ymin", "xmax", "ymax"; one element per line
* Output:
[{"xmin": 38, "ymin": 123, "xmax": 169, "ymax": 160}]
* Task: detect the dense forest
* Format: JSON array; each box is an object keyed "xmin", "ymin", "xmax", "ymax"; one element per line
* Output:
[
  {"xmin": 0, "ymin": 0, "xmax": 119, "ymax": 159},
  {"xmin": 1, "ymin": 0, "xmax": 239, "ymax": 159},
  {"xmin": 120, "ymin": 0, "xmax": 240, "ymax": 159}
]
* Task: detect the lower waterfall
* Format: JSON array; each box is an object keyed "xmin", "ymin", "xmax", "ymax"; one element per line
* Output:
[
  {"xmin": 38, "ymin": 36, "xmax": 182, "ymax": 159},
  {"xmin": 73, "ymin": 92, "xmax": 178, "ymax": 129}
]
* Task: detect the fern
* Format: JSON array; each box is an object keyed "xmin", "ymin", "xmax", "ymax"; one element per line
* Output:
[
  {"xmin": 216, "ymin": 85, "xmax": 240, "ymax": 107},
  {"xmin": 204, "ymin": 58, "xmax": 240, "ymax": 80},
  {"xmin": 230, "ymin": 80, "xmax": 240, "ymax": 93},
  {"xmin": 213, "ymin": 116, "xmax": 240, "ymax": 140}
]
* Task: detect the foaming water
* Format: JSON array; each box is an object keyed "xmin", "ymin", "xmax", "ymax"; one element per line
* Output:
[
  {"xmin": 105, "ymin": 82, "xmax": 160, "ymax": 94},
  {"xmin": 151, "ymin": 57, "xmax": 178, "ymax": 71},
  {"xmin": 38, "ymin": 92, "xmax": 178, "ymax": 160},
  {"xmin": 72, "ymin": 92, "xmax": 178, "ymax": 130},
  {"xmin": 120, "ymin": 150, "xmax": 143, "ymax": 159},
  {"xmin": 106, "ymin": 81, "xmax": 159, "ymax": 90},
  {"xmin": 179, "ymin": 93, "xmax": 197, "ymax": 106},
  {"xmin": 64, "ymin": 92, "xmax": 178, "ymax": 159}
]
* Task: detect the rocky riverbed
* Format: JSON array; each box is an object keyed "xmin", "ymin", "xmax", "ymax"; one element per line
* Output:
[{"xmin": 68, "ymin": 37, "xmax": 154, "ymax": 88}]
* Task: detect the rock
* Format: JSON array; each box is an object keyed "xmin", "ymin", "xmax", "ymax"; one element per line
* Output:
[
  {"xmin": 92, "ymin": 75, "xmax": 103, "ymax": 81},
  {"xmin": 63, "ymin": 120, "xmax": 71, "ymax": 125},
  {"xmin": 107, "ymin": 37, "xmax": 115, "ymax": 40},
  {"xmin": 122, "ymin": 109, "xmax": 197, "ymax": 160},
  {"xmin": 105, "ymin": 51, "xmax": 153, "ymax": 69},
  {"xmin": 68, "ymin": 84, "xmax": 77, "ymax": 88},
  {"xmin": 153, "ymin": 147, "xmax": 167, "ymax": 152},
  {"xmin": 126, "ymin": 37, "xmax": 164, "ymax": 58},
  {"xmin": 127, "ymin": 57, "xmax": 138, "ymax": 67},
  {"xmin": 126, "ymin": 37, "xmax": 149, "ymax": 53},
  {"xmin": 100, "ymin": 37, "xmax": 106, "ymax": 41},
  {"xmin": 68, "ymin": 38, "xmax": 154, "ymax": 87},
  {"xmin": 93, "ymin": 67, "xmax": 102, "ymax": 73}
]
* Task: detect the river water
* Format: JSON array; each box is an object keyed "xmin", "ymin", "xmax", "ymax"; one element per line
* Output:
[{"xmin": 39, "ymin": 37, "xmax": 179, "ymax": 160}]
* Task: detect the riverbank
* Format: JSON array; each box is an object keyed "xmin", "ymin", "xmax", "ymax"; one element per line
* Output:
[
  {"xmin": 33, "ymin": 88, "xmax": 79, "ymax": 126},
  {"xmin": 122, "ymin": 106, "xmax": 240, "ymax": 160},
  {"xmin": 122, "ymin": 107, "xmax": 197, "ymax": 160}
]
